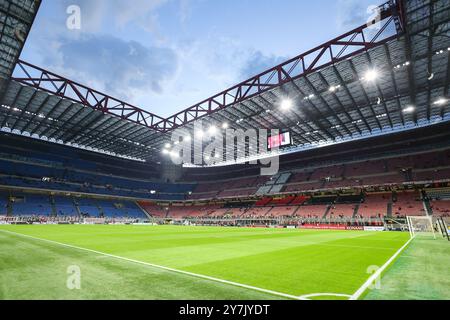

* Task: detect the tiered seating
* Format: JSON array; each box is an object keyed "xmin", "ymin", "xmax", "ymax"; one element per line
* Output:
[
  {"xmin": 284, "ymin": 181, "xmax": 324, "ymax": 192},
  {"xmin": 413, "ymin": 168, "xmax": 450, "ymax": 182},
  {"xmin": 242, "ymin": 207, "xmax": 272, "ymax": 218},
  {"xmin": 430, "ymin": 201, "xmax": 450, "ymax": 216},
  {"xmin": 269, "ymin": 206, "xmax": 298, "ymax": 217},
  {"xmin": 327, "ymin": 204, "xmax": 356, "ymax": 218},
  {"xmin": 323, "ymin": 178, "xmax": 361, "ymax": 189},
  {"xmin": 287, "ymin": 171, "xmax": 311, "ymax": 183},
  {"xmin": 11, "ymin": 194, "xmax": 53, "ymax": 216},
  {"xmin": 296, "ymin": 205, "xmax": 328, "ymax": 218},
  {"xmin": 0, "ymin": 192, "xmax": 8, "ymax": 215},
  {"xmin": 290, "ymin": 195, "xmax": 309, "ymax": 205},
  {"xmin": 209, "ymin": 208, "xmax": 234, "ymax": 217},
  {"xmin": 425, "ymin": 188, "xmax": 450, "ymax": 200},
  {"xmin": 190, "ymin": 176, "xmax": 270, "ymax": 200},
  {"xmin": 412, "ymin": 152, "xmax": 444, "ymax": 169},
  {"xmin": 309, "ymin": 165, "xmax": 344, "ymax": 180},
  {"xmin": 255, "ymin": 197, "xmax": 272, "ymax": 206},
  {"xmin": 167, "ymin": 205, "xmax": 220, "ymax": 218},
  {"xmin": 361, "ymin": 173, "xmax": 404, "ymax": 186},
  {"xmin": 358, "ymin": 193, "xmax": 391, "ymax": 217},
  {"xmin": 387, "ymin": 155, "xmax": 413, "ymax": 170},
  {"xmin": 76, "ymin": 198, "xmax": 101, "ymax": 217},
  {"xmin": 392, "ymin": 191, "xmax": 426, "ymax": 217},
  {"xmin": 188, "ymin": 191, "xmax": 218, "ymax": 200},
  {"xmin": 54, "ymin": 196, "xmax": 78, "ymax": 216},
  {"xmin": 120, "ymin": 202, "xmax": 147, "ymax": 218},
  {"xmin": 96, "ymin": 200, "xmax": 123, "ymax": 217},
  {"xmin": 270, "ymin": 196, "xmax": 295, "ymax": 206},
  {"xmin": 217, "ymin": 188, "xmax": 257, "ymax": 198},
  {"xmin": 138, "ymin": 202, "xmax": 169, "ymax": 217},
  {"xmin": 346, "ymin": 160, "xmax": 386, "ymax": 177}
]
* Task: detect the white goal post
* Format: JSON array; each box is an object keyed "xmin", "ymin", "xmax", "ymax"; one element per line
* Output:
[{"xmin": 406, "ymin": 216, "xmax": 436, "ymax": 239}]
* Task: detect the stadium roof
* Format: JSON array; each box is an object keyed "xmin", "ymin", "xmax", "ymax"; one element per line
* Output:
[
  {"xmin": 0, "ymin": 0, "xmax": 449, "ymax": 164},
  {"xmin": 0, "ymin": 0, "xmax": 40, "ymax": 92}
]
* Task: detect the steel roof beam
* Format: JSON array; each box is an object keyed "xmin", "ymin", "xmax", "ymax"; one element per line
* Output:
[
  {"xmin": 32, "ymin": 99, "xmax": 69, "ymax": 136},
  {"xmin": 347, "ymin": 59, "xmax": 383, "ymax": 130},
  {"xmin": 383, "ymin": 43, "xmax": 406, "ymax": 126},
  {"xmin": 19, "ymin": 94, "xmax": 51, "ymax": 133},
  {"xmin": 10, "ymin": 1, "xmax": 401, "ymax": 133},
  {"xmin": 0, "ymin": 85, "xmax": 24, "ymax": 128}
]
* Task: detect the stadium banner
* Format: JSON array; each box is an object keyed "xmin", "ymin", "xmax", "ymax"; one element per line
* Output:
[
  {"xmin": 300, "ymin": 224, "xmax": 347, "ymax": 230},
  {"xmin": 299, "ymin": 224, "xmax": 365, "ymax": 231},
  {"xmin": 363, "ymin": 226, "xmax": 385, "ymax": 232},
  {"xmin": 346, "ymin": 226, "xmax": 365, "ymax": 231}
]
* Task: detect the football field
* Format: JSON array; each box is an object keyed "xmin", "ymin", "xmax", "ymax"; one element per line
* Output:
[{"xmin": 0, "ymin": 225, "xmax": 448, "ymax": 300}]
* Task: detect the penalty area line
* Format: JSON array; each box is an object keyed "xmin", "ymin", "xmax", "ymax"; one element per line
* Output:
[
  {"xmin": 349, "ymin": 236, "xmax": 415, "ymax": 300},
  {"xmin": 0, "ymin": 229, "xmax": 304, "ymax": 300}
]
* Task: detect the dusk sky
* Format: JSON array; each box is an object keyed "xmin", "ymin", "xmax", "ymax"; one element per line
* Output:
[{"xmin": 20, "ymin": 0, "xmax": 383, "ymax": 117}]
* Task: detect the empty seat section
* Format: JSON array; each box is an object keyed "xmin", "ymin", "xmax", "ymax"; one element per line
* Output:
[
  {"xmin": 11, "ymin": 194, "xmax": 52, "ymax": 216},
  {"xmin": 358, "ymin": 193, "xmax": 391, "ymax": 218},
  {"xmin": 345, "ymin": 160, "xmax": 386, "ymax": 177},
  {"xmin": 76, "ymin": 198, "xmax": 101, "ymax": 217},
  {"xmin": 296, "ymin": 205, "xmax": 328, "ymax": 218},
  {"xmin": 392, "ymin": 191, "xmax": 426, "ymax": 217},
  {"xmin": 328, "ymin": 204, "xmax": 357, "ymax": 218},
  {"xmin": 430, "ymin": 200, "xmax": 450, "ymax": 216},
  {"xmin": 54, "ymin": 196, "xmax": 78, "ymax": 216},
  {"xmin": 137, "ymin": 202, "xmax": 168, "ymax": 217},
  {"xmin": 269, "ymin": 206, "xmax": 298, "ymax": 217}
]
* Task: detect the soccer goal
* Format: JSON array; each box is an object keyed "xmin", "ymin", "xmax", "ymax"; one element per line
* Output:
[{"xmin": 406, "ymin": 216, "xmax": 436, "ymax": 239}]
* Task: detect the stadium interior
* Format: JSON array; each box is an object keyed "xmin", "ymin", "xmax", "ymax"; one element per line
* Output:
[
  {"xmin": 0, "ymin": 0, "xmax": 449, "ymax": 302},
  {"xmin": 0, "ymin": 0, "xmax": 449, "ymax": 228}
]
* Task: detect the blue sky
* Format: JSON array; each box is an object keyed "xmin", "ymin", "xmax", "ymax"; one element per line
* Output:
[{"xmin": 20, "ymin": 0, "xmax": 383, "ymax": 117}]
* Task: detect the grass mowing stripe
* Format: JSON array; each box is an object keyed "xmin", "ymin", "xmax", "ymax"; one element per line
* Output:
[
  {"xmin": 350, "ymin": 236, "xmax": 414, "ymax": 300},
  {"xmin": 0, "ymin": 229, "xmax": 302, "ymax": 300}
]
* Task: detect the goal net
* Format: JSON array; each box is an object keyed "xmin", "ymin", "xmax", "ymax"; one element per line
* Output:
[{"xmin": 406, "ymin": 216, "xmax": 436, "ymax": 239}]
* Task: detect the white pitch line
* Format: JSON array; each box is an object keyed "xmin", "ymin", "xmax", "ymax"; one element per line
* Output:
[
  {"xmin": 0, "ymin": 229, "xmax": 304, "ymax": 301},
  {"xmin": 299, "ymin": 293, "xmax": 351, "ymax": 299},
  {"xmin": 349, "ymin": 236, "xmax": 415, "ymax": 300}
]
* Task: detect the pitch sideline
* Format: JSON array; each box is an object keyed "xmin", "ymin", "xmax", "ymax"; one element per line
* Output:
[{"xmin": 349, "ymin": 236, "xmax": 414, "ymax": 300}]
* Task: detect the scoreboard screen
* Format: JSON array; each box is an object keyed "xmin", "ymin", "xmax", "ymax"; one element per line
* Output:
[{"xmin": 268, "ymin": 132, "xmax": 292, "ymax": 149}]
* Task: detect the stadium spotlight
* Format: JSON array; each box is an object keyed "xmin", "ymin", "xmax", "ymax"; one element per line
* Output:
[
  {"xmin": 364, "ymin": 69, "xmax": 379, "ymax": 82},
  {"xmin": 328, "ymin": 85, "xmax": 340, "ymax": 93},
  {"xmin": 280, "ymin": 99, "xmax": 293, "ymax": 111},
  {"xmin": 195, "ymin": 130, "xmax": 204, "ymax": 138},
  {"xmin": 403, "ymin": 106, "xmax": 415, "ymax": 113},
  {"xmin": 165, "ymin": 143, "xmax": 171, "ymax": 149},
  {"xmin": 162, "ymin": 149, "xmax": 170, "ymax": 155},
  {"xmin": 222, "ymin": 122, "xmax": 229, "ymax": 129},
  {"xmin": 434, "ymin": 98, "xmax": 448, "ymax": 106},
  {"xmin": 208, "ymin": 126, "xmax": 218, "ymax": 134}
]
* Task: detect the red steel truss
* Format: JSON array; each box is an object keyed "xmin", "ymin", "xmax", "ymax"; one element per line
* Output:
[
  {"xmin": 12, "ymin": 60, "xmax": 167, "ymax": 131},
  {"xmin": 11, "ymin": 0, "xmax": 405, "ymax": 133}
]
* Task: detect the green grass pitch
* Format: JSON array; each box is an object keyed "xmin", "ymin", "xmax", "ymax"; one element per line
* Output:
[{"xmin": 0, "ymin": 224, "xmax": 448, "ymax": 300}]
